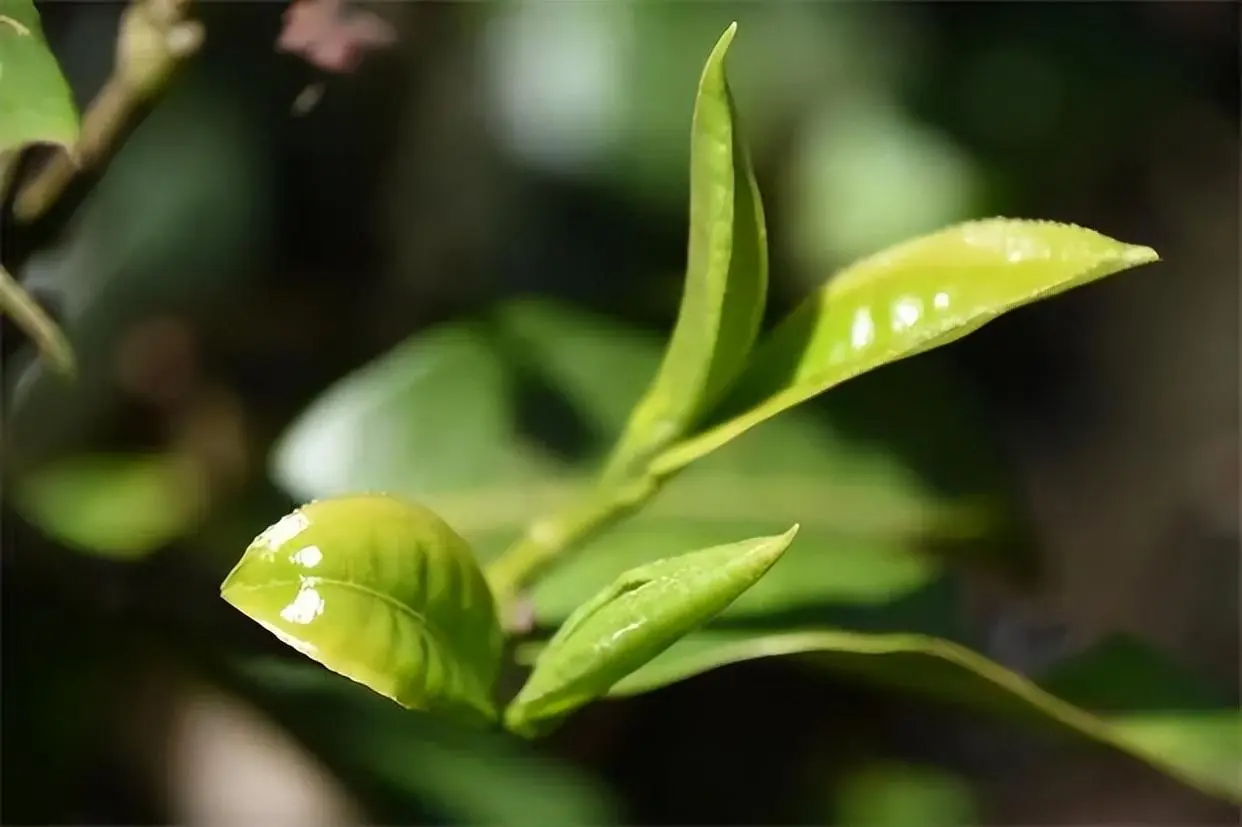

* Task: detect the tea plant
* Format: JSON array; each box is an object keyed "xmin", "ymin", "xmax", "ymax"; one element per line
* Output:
[{"xmin": 4, "ymin": 5, "xmax": 1238, "ymax": 807}]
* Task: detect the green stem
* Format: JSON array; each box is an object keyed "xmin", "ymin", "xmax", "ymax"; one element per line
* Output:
[
  {"xmin": 0, "ymin": 266, "xmax": 76, "ymax": 377},
  {"xmin": 485, "ymin": 474, "xmax": 660, "ymax": 612}
]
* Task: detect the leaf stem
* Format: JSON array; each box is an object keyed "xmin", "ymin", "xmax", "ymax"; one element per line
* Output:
[
  {"xmin": 0, "ymin": 265, "xmax": 76, "ymax": 377},
  {"xmin": 485, "ymin": 475, "xmax": 660, "ymax": 620}
]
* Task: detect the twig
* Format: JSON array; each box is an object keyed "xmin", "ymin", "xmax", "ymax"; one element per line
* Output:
[
  {"xmin": 0, "ymin": 265, "xmax": 76, "ymax": 377},
  {"xmin": 485, "ymin": 474, "xmax": 660, "ymax": 625},
  {"xmin": 13, "ymin": 0, "xmax": 204, "ymax": 223}
]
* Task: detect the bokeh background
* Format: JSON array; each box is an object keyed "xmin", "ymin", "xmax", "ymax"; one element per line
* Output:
[{"xmin": 2, "ymin": 1, "xmax": 1238, "ymax": 824}]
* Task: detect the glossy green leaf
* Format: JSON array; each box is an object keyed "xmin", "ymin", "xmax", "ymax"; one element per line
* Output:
[
  {"xmin": 226, "ymin": 659, "xmax": 620, "ymax": 825},
  {"xmin": 652, "ymin": 219, "xmax": 1160, "ymax": 475},
  {"xmin": 518, "ymin": 629, "xmax": 1239, "ymax": 803},
  {"xmin": 531, "ymin": 525, "xmax": 961, "ymax": 637},
  {"xmin": 0, "ymin": 0, "xmax": 79, "ymax": 153},
  {"xmin": 505, "ymin": 527, "xmax": 798, "ymax": 736},
  {"xmin": 221, "ymin": 495, "xmax": 505, "ymax": 724},
  {"xmin": 13, "ymin": 452, "xmax": 206, "ymax": 559},
  {"xmin": 605, "ymin": 22, "xmax": 768, "ymax": 478}
]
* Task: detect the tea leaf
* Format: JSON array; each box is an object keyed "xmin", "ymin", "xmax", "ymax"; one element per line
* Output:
[
  {"xmin": 504, "ymin": 527, "xmax": 797, "ymax": 735},
  {"xmin": 607, "ymin": 22, "xmax": 768, "ymax": 478},
  {"xmin": 653, "ymin": 220, "xmax": 1158, "ymax": 474},
  {"xmin": 221, "ymin": 495, "xmax": 505, "ymax": 724}
]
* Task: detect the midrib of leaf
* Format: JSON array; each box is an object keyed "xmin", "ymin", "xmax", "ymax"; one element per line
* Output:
[{"xmin": 227, "ymin": 577, "xmax": 458, "ymax": 674}]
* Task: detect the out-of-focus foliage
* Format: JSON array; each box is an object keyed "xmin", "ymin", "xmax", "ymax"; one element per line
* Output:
[
  {"xmin": 0, "ymin": 0, "xmax": 78, "ymax": 152},
  {"xmin": 15, "ymin": 452, "xmax": 206, "ymax": 558}
]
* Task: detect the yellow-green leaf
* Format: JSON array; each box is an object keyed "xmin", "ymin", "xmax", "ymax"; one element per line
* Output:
[
  {"xmin": 221, "ymin": 495, "xmax": 505, "ymax": 724},
  {"xmin": 605, "ymin": 22, "xmax": 768, "ymax": 479},
  {"xmin": 653, "ymin": 219, "xmax": 1159, "ymax": 475},
  {"xmin": 504, "ymin": 527, "xmax": 797, "ymax": 736}
]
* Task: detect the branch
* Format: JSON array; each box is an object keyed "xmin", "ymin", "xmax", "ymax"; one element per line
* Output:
[{"xmin": 13, "ymin": 0, "xmax": 204, "ymax": 224}]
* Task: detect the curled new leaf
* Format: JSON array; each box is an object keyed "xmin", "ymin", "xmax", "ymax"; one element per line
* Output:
[
  {"xmin": 221, "ymin": 495, "xmax": 505, "ymax": 724},
  {"xmin": 653, "ymin": 219, "xmax": 1159, "ymax": 475},
  {"xmin": 605, "ymin": 21, "xmax": 768, "ymax": 479},
  {"xmin": 504, "ymin": 526, "xmax": 797, "ymax": 736}
]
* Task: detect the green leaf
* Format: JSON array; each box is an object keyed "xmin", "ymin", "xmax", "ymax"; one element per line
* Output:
[
  {"xmin": 220, "ymin": 495, "xmax": 505, "ymax": 724},
  {"xmin": 833, "ymin": 763, "xmax": 977, "ymax": 827},
  {"xmin": 652, "ymin": 219, "xmax": 1160, "ymax": 475},
  {"xmin": 0, "ymin": 0, "xmax": 79, "ymax": 153},
  {"xmin": 504, "ymin": 527, "xmax": 797, "ymax": 736},
  {"xmin": 605, "ymin": 22, "xmax": 768, "ymax": 478},
  {"xmin": 13, "ymin": 452, "xmax": 206, "ymax": 559},
  {"xmin": 531, "ymin": 525, "xmax": 959, "ymax": 636},
  {"xmin": 272, "ymin": 324, "xmax": 557, "ymax": 507},
  {"xmin": 519, "ymin": 629, "xmax": 1239, "ymax": 804},
  {"xmin": 226, "ymin": 659, "xmax": 620, "ymax": 825}
]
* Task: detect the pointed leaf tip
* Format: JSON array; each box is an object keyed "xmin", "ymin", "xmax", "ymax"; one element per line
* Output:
[
  {"xmin": 602, "ymin": 16, "xmax": 766, "ymax": 479},
  {"xmin": 505, "ymin": 528, "xmax": 797, "ymax": 736},
  {"xmin": 652, "ymin": 218, "xmax": 1161, "ymax": 476}
]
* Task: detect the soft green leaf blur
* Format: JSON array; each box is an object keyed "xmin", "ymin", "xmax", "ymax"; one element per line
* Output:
[
  {"xmin": 221, "ymin": 496, "xmax": 505, "ymax": 724},
  {"xmin": 833, "ymin": 763, "xmax": 978, "ymax": 827},
  {"xmin": 0, "ymin": 0, "xmax": 79, "ymax": 152},
  {"xmin": 506, "ymin": 528, "xmax": 797, "ymax": 736},
  {"xmin": 14, "ymin": 452, "xmax": 207, "ymax": 559}
]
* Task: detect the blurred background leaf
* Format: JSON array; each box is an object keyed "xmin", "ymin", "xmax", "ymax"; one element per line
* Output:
[
  {"xmin": 14, "ymin": 451, "xmax": 207, "ymax": 559},
  {"xmin": 0, "ymin": 0, "xmax": 79, "ymax": 152}
]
